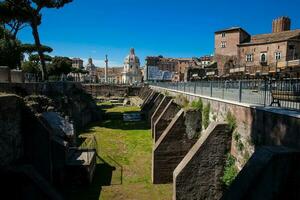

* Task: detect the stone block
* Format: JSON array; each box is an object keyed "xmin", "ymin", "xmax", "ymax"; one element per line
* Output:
[
  {"xmin": 221, "ymin": 146, "xmax": 300, "ymax": 200},
  {"xmin": 173, "ymin": 122, "xmax": 231, "ymax": 200},
  {"xmin": 184, "ymin": 109, "xmax": 202, "ymax": 139},
  {"xmin": 152, "ymin": 109, "xmax": 198, "ymax": 184},
  {"xmin": 10, "ymin": 70, "xmax": 24, "ymax": 83},
  {"xmin": 141, "ymin": 92, "xmax": 159, "ymax": 116},
  {"xmin": 147, "ymin": 94, "xmax": 164, "ymax": 122},
  {"xmin": 151, "ymin": 96, "xmax": 172, "ymax": 137},
  {"xmin": 140, "ymin": 90, "xmax": 154, "ymax": 110},
  {"xmin": 153, "ymin": 100, "xmax": 180, "ymax": 141},
  {"xmin": 0, "ymin": 95, "xmax": 23, "ymax": 167},
  {"xmin": 0, "ymin": 66, "xmax": 11, "ymax": 83}
]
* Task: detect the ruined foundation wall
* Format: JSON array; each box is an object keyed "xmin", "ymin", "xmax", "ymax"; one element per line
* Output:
[
  {"xmin": 151, "ymin": 96, "xmax": 173, "ymax": 136},
  {"xmin": 153, "ymin": 100, "xmax": 180, "ymax": 141},
  {"xmin": 173, "ymin": 122, "xmax": 231, "ymax": 200},
  {"xmin": 221, "ymin": 146, "xmax": 300, "ymax": 200},
  {"xmin": 83, "ymin": 84, "xmax": 141, "ymax": 97},
  {"xmin": 0, "ymin": 82, "xmax": 101, "ymax": 129},
  {"xmin": 0, "ymin": 95, "xmax": 24, "ymax": 167},
  {"xmin": 151, "ymin": 86, "xmax": 300, "ymax": 169},
  {"xmin": 152, "ymin": 109, "xmax": 199, "ymax": 184}
]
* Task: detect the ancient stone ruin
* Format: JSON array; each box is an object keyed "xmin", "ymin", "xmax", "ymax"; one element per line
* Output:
[{"xmin": 140, "ymin": 86, "xmax": 300, "ymax": 200}]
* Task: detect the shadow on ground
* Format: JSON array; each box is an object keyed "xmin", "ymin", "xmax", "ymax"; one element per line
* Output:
[
  {"xmin": 81, "ymin": 110, "xmax": 149, "ymax": 132},
  {"xmin": 62, "ymin": 156, "xmax": 117, "ymax": 200}
]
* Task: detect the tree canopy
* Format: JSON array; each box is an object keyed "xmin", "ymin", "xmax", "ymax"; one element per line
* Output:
[
  {"xmin": 21, "ymin": 43, "xmax": 53, "ymax": 54},
  {"xmin": 0, "ymin": 25, "xmax": 23, "ymax": 69},
  {"xmin": 48, "ymin": 56, "xmax": 72, "ymax": 76},
  {"xmin": 21, "ymin": 60, "xmax": 40, "ymax": 74},
  {"xmin": 0, "ymin": 0, "xmax": 73, "ymax": 80},
  {"xmin": 29, "ymin": 54, "xmax": 52, "ymax": 63}
]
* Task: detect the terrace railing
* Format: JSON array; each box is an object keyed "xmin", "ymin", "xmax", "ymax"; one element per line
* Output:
[{"xmin": 150, "ymin": 79, "xmax": 300, "ymax": 111}]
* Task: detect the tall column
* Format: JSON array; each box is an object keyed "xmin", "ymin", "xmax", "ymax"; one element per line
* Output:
[{"xmin": 105, "ymin": 55, "xmax": 108, "ymax": 83}]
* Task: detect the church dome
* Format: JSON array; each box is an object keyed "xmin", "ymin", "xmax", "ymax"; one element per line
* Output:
[
  {"xmin": 124, "ymin": 48, "xmax": 140, "ymax": 64},
  {"xmin": 85, "ymin": 58, "xmax": 96, "ymax": 71}
]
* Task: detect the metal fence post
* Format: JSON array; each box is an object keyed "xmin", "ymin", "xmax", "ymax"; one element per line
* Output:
[
  {"xmin": 263, "ymin": 79, "xmax": 267, "ymax": 106},
  {"xmin": 210, "ymin": 81, "xmax": 213, "ymax": 97},
  {"xmin": 184, "ymin": 82, "xmax": 186, "ymax": 92},
  {"xmin": 222, "ymin": 81, "xmax": 225, "ymax": 99},
  {"xmin": 239, "ymin": 80, "xmax": 242, "ymax": 102}
]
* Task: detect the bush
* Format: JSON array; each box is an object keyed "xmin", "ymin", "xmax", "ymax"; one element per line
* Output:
[
  {"xmin": 202, "ymin": 103, "xmax": 210, "ymax": 129},
  {"xmin": 221, "ymin": 154, "xmax": 238, "ymax": 187},
  {"xmin": 190, "ymin": 98, "xmax": 203, "ymax": 111},
  {"xmin": 233, "ymin": 132, "xmax": 240, "ymax": 142},
  {"xmin": 226, "ymin": 111, "xmax": 237, "ymax": 132},
  {"xmin": 176, "ymin": 94, "xmax": 189, "ymax": 108}
]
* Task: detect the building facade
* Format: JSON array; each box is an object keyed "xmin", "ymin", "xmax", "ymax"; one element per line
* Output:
[
  {"xmin": 145, "ymin": 56, "xmax": 215, "ymax": 81},
  {"xmin": 122, "ymin": 48, "xmax": 142, "ymax": 84},
  {"xmin": 214, "ymin": 27, "xmax": 250, "ymax": 76},
  {"xmin": 145, "ymin": 56, "xmax": 177, "ymax": 81},
  {"xmin": 215, "ymin": 17, "xmax": 300, "ymax": 78},
  {"xmin": 97, "ymin": 67, "xmax": 123, "ymax": 84},
  {"xmin": 72, "ymin": 58, "xmax": 84, "ymax": 69}
]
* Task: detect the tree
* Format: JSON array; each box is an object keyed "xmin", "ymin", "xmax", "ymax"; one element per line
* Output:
[
  {"xmin": 0, "ymin": 1, "xmax": 30, "ymax": 39},
  {"xmin": 48, "ymin": 56, "xmax": 72, "ymax": 76},
  {"xmin": 21, "ymin": 43, "xmax": 53, "ymax": 56},
  {"xmin": 0, "ymin": 0, "xmax": 73, "ymax": 80},
  {"xmin": 21, "ymin": 60, "xmax": 40, "ymax": 74},
  {"xmin": 0, "ymin": 26, "xmax": 23, "ymax": 68},
  {"xmin": 29, "ymin": 54, "xmax": 52, "ymax": 63}
]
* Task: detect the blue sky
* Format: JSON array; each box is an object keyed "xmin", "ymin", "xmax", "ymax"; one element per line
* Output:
[{"xmin": 18, "ymin": 0, "xmax": 300, "ymax": 67}]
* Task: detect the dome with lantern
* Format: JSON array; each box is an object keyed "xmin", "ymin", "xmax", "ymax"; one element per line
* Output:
[{"xmin": 122, "ymin": 48, "xmax": 142, "ymax": 84}]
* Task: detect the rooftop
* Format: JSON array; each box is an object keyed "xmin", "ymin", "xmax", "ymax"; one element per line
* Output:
[
  {"xmin": 239, "ymin": 29, "xmax": 300, "ymax": 46},
  {"xmin": 215, "ymin": 27, "xmax": 249, "ymax": 35}
]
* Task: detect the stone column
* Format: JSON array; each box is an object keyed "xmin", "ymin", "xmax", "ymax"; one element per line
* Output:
[{"xmin": 105, "ymin": 55, "xmax": 108, "ymax": 83}]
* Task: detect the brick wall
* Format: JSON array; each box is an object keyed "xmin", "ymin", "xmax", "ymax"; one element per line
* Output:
[{"xmin": 238, "ymin": 41, "xmax": 288, "ymax": 69}]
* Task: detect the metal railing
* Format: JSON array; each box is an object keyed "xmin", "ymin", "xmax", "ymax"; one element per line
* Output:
[{"xmin": 150, "ymin": 79, "xmax": 300, "ymax": 111}]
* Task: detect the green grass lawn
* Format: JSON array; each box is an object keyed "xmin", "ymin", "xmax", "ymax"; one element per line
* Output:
[{"xmin": 68, "ymin": 104, "xmax": 172, "ymax": 200}]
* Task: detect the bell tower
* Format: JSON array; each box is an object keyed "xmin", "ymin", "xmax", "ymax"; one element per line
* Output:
[{"xmin": 272, "ymin": 16, "xmax": 291, "ymax": 33}]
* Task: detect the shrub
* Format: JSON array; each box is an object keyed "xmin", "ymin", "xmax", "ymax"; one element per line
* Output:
[
  {"xmin": 221, "ymin": 154, "xmax": 238, "ymax": 187},
  {"xmin": 190, "ymin": 98, "xmax": 203, "ymax": 111},
  {"xmin": 176, "ymin": 94, "xmax": 189, "ymax": 108},
  {"xmin": 226, "ymin": 111, "xmax": 237, "ymax": 132},
  {"xmin": 164, "ymin": 91, "xmax": 170, "ymax": 96},
  {"xmin": 238, "ymin": 141, "xmax": 244, "ymax": 152},
  {"xmin": 233, "ymin": 132, "xmax": 240, "ymax": 142},
  {"xmin": 202, "ymin": 103, "xmax": 210, "ymax": 129}
]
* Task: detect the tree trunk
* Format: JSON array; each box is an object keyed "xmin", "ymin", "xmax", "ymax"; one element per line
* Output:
[{"xmin": 30, "ymin": 20, "xmax": 47, "ymax": 81}]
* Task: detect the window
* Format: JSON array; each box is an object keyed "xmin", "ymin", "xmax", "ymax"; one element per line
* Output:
[
  {"xmin": 222, "ymin": 32, "xmax": 226, "ymax": 37},
  {"xmin": 221, "ymin": 41, "xmax": 226, "ymax": 48},
  {"xmin": 260, "ymin": 53, "xmax": 267, "ymax": 62},
  {"xmin": 275, "ymin": 52, "xmax": 281, "ymax": 60},
  {"xmin": 246, "ymin": 54, "xmax": 253, "ymax": 62}
]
